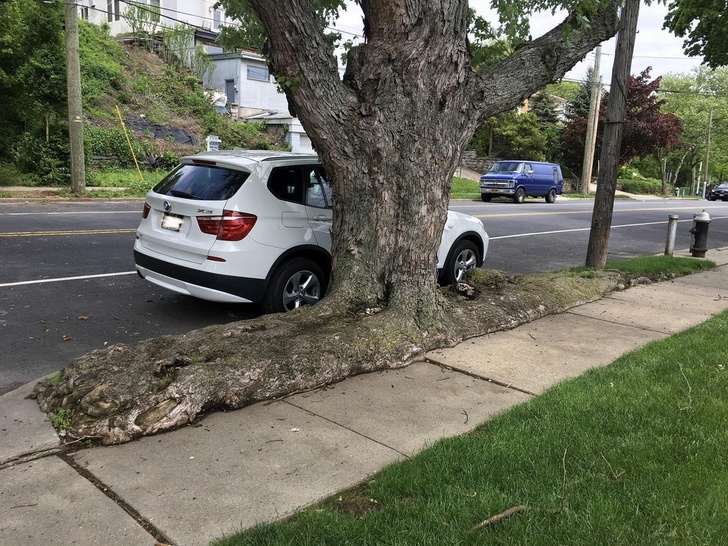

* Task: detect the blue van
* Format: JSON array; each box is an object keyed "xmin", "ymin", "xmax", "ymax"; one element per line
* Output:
[{"xmin": 479, "ymin": 160, "xmax": 563, "ymax": 203}]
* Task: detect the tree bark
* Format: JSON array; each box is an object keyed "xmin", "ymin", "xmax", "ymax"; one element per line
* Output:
[
  {"xmin": 585, "ymin": 0, "xmax": 640, "ymax": 268},
  {"xmin": 247, "ymin": 0, "xmax": 619, "ymax": 321}
]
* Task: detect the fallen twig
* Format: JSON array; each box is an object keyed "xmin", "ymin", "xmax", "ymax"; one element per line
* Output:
[{"xmin": 470, "ymin": 505, "xmax": 527, "ymax": 531}]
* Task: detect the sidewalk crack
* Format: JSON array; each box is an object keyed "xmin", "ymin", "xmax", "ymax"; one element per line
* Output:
[{"xmin": 58, "ymin": 452, "xmax": 176, "ymax": 546}]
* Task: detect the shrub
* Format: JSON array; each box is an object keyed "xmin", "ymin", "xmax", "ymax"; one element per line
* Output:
[
  {"xmin": 11, "ymin": 130, "xmax": 71, "ymax": 185},
  {"xmin": 618, "ymin": 177, "xmax": 665, "ymax": 195},
  {"xmin": 85, "ymin": 124, "xmax": 154, "ymax": 168}
]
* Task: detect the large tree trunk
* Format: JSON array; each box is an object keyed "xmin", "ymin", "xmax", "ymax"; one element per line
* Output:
[{"xmin": 249, "ymin": 0, "xmax": 620, "ymax": 322}]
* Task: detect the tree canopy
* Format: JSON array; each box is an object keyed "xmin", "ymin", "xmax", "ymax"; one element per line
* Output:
[
  {"xmin": 0, "ymin": 0, "xmax": 66, "ymax": 171},
  {"xmin": 562, "ymin": 67, "xmax": 683, "ymax": 177},
  {"xmin": 663, "ymin": 0, "xmax": 728, "ymax": 68},
  {"xmin": 660, "ymin": 66, "xmax": 728, "ymax": 184}
]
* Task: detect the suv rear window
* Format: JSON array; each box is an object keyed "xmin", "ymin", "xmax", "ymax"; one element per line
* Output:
[{"xmin": 153, "ymin": 165, "xmax": 250, "ymax": 201}]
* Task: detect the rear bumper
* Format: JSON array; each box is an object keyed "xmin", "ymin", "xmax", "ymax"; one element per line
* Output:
[{"xmin": 134, "ymin": 250, "xmax": 267, "ymax": 303}]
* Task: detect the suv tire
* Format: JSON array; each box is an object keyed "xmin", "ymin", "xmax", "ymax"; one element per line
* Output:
[
  {"xmin": 262, "ymin": 258, "xmax": 328, "ymax": 314},
  {"xmin": 443, "ymin": 240, "xmax": 480, "ymax": 285}
]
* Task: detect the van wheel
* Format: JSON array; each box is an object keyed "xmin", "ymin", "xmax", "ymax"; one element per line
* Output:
[
  {"xmin": 481, "ymin": 195, "xmax": 492, "ymax": 202},
  {"xmin": 262, "ymin": 258, "xmax": 328, "ymax": 314},
  {"xmin": 545, "ymin": 189, "xmax": 557, "ymax": 203},
  {"xmin": 513, "ymin": 188, "xmax": 526, "ymax": 204}
]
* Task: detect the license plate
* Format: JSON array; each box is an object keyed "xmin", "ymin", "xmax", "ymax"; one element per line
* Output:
[
  {"xmin": 490, "ymin": 189, "xmax": 499, "ymax": 193},
  {"xmin": 161, "ymin": 213, "xmax": 183, "ymax": 232}
]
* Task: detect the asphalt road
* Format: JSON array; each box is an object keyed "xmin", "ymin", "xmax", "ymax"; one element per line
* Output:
[{"xmin": 1, "ymin": 196, "xmax": 727, "ymax": 395}]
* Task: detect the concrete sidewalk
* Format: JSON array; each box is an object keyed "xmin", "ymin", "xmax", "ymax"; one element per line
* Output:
[{"xmin": 2, "ymin": 249, "xmax": 728, "ymax": 546}]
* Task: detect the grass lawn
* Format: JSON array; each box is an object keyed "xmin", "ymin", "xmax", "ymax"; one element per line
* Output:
[
  {"xmin": 451, "ymin": 176, "xmax": 481, "ymax": 200},
  {"xmin": 213, "ymin": 258, "xmax": 727, "ymax": 546}
]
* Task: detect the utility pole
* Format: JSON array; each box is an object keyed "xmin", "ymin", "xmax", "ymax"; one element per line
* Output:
[
  {"xmin": 585, "ymin": 0, "xmax": 640, "ymax": 268},
  {"xmin": 65, "ymin": 0, "xmax": 85, "ymax": 195},
  {"xmin": 703, "ymin": 107, "xmax": 713, "ymax": 188},
  {"xmin": 580, "ymin": 45, "xmax": 602, "ymax": 196}
]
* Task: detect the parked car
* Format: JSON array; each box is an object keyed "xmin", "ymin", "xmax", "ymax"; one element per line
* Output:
[
  {"xmin": 707, "ymin": 182, "xmax": 728, "ymax": 201},
  {"xmin": 134, "ymin": 150, "xmax": 489, "ymax": 313},
  {"xmin": 480, "ymin": 160, "xmax": 563, "ymax": 203}
]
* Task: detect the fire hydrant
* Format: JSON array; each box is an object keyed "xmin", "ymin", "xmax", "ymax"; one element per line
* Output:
[{"xmin": 690, "ymin": 210, "xmax": 711, "ymax": 257}]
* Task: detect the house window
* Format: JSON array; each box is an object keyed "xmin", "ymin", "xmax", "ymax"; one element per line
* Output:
[
  {"xmin": 247, "ymin": 65, "xmax": 270, "ymax": 82},
  {"xmin": 107, "ymin": 0, "xmax": 120, "ymax": 22},
  {"xmin": 213, "ymin": 9, "xmax": 221, "ymax": 30},
  {"xmin": 80, "ymin": 5, "xmax": 89, "ymax": 20}
]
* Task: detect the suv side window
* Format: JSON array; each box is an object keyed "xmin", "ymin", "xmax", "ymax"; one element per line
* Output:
[
  {"xmin": 304, "ymin": 167, "xmax": 332, "ymax": 209},
  {"xmin": 267, "ymin": 167, "xmax": 304, "ymax": 204}
]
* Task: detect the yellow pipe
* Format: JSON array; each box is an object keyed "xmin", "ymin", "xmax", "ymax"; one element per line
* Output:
[{"xmin": 115, "ymin": 104, "xmax": 144, "ymax": 182}]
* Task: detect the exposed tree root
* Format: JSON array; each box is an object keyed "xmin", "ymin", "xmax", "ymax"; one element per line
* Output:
[{"xmin": 34, "ymin": 269, "xmax": 623, "ymax": 445}]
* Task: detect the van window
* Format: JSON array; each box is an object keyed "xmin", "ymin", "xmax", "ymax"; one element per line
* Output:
[{"xmin": 490, "ymin": 162, "xmax": 524, "ymax": 173}]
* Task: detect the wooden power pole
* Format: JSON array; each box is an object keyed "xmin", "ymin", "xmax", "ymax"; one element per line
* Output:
[
  {"xmin": 65, "ymin": 0, "xmax": 86, "ymax": 195},
  {"xmin": 580, "ymin": 45, "xmax": 602, "ymax": 195},
  {"xmin": 703, "ymin": 107, "xmax": 713, "ymax": 188},
  {"xmin": 585, "ymin": 0, "xmax": 640, "ymax": 268}
]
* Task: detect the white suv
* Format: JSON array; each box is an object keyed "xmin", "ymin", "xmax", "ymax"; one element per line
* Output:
[{"xmin": 134, "ymin": 150, "xmax": 489, "ymax": 313}]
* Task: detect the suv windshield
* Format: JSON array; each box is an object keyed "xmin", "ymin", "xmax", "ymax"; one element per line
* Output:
[
  {"xmin": 489, "ymin": 162, "xmax": 524, "ymax": 174},
  {"xmin": 153, "ymin": 165, "xmax": 250, "ymax": 201}
]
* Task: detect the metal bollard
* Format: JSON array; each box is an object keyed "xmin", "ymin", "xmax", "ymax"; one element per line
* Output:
[
  {"xmin": 665, "ymin": 214, "xmax": 679, "ymax": 256},
  {"xmin": 689, "ymin": 210, "xmax": 711, "ymax": 258}
]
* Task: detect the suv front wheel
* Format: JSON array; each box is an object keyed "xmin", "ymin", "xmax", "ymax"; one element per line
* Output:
[{"xmin": 262, "ymin": 258, "xmax": 328, "ymax": 314}]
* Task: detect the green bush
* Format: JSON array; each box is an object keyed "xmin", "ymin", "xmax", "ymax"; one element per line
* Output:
[
  {"xmin": 11, "ymin": 130, "xmax": 71, "ymax": 185},
  {"xmin": 85, "ymin": 125, "xmax": 154, "ymax": 167},
  {"xmin": 79, "ymin": 22, "xmax": 126, "ymax": 100},
  {"xmin": 0, "ymin": 163, "xmax": 41, "ymax": 187},
  {"xmin": 618, "ymin": 177, "xmax": 666, "ymax": 195}
]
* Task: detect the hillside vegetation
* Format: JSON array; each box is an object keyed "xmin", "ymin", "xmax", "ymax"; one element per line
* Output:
[{"xmin": 0, "ymin": 9, "xmax": 281, "ymax": 187}]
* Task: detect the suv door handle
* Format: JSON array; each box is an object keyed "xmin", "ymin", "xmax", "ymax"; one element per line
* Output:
[{"xmin": 312, "ymin": 215, "xmax": 331, "ymax": 221}]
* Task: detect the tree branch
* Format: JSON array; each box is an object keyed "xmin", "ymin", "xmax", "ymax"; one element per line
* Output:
[
  {"xmin": 468, "ymin": 1, "xmax": 620, "ymax": 124},
  {"xmin": 245, "ymin": 0, "xmax": 354, "ymax": 145}
]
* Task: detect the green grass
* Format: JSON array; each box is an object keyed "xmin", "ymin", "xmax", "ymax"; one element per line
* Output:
[
  {"xmin": 213, "ymin": 308, "xmax": 728, "ymax": 545},
  {"xmin": 603, "ymin": 255, "xmax": 716, "ymax": 277},
  {"xmin": 569, "ymin": 256, "xmax": 715, "ymax": 282},
  {"xmin": 84, "ymin": 167, "xmax": 166, "ymax": 198},
  {"xmin": 451, "ymin": 177, "xmax": 480, "ymax": 200}
]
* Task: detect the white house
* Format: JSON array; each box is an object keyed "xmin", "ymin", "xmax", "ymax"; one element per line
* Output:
[
  {"xmin": 79, "ymin": 0, "xmax": 313, "ymax": 152},
  {"xmin": 205, "ymin": 50, "xmax": 314, "ymax": 153}
]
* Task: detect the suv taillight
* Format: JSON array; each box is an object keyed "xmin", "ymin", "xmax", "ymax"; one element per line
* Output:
[
  {"xmin": 197, "ymin": 210, "xmax": 257, "ymax": 241},
  {"xmin": 142, "ymin": 202, "xmax": 150, "ymax": 219}
]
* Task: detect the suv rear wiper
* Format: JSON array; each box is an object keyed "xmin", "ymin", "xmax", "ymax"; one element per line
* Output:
[{"xmin": 169, "ymin": 189, "xmax": 200, "ymax": 199}]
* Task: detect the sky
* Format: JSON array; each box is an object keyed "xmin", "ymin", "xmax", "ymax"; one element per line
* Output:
[{"xmin": 332, "ymin": 2, "xmax": 706, "ymax": 86}]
